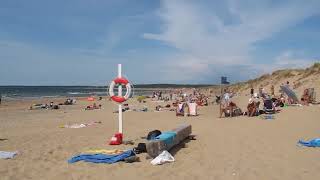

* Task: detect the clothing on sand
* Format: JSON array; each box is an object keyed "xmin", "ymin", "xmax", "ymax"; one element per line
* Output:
[
  {"xmin": 0, "ymin": 151, "xmax": 18, "ymax": 159},
  {"xmin": 298, "ymin": 138, "xmax": 320, "ymax": 147}
]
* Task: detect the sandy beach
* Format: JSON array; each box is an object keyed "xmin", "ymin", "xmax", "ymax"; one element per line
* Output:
[
  {"xmin": 1, "ymin": 93, "xmax": 320, "ymax": 180},
  {"xmin": 1, "ymin": 0, "xmax": 320, "ymax": 179}
]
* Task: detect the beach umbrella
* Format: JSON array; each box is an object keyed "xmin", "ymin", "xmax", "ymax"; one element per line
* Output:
[{"xmin": 280, "ymin": 85, "xmax": 299, "ymax": 103}]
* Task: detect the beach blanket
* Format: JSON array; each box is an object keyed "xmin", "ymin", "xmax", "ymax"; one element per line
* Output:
[
  {"xmin": 298, "ymin": 138, "xmax": 320, "ymax": 147},
  {"xmin": 155, "ymin": 131, "xmax": 177, "ymax": 145},
  {"xmin": 0, "ymin": 151, "xmax": 18, "ymax": 159},
  {"xmin": 68, "ymin": 150, "xmax": 135, "ymax": 164}
]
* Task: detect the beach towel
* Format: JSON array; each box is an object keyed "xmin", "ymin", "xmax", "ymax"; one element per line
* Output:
[
  {"xmin": 0, "ymin": 151, "xmax": 18, "ymax": 159},
  {"xmin": 260, "ymin": 115, "xmax": 274, "ymax": 120},
  {"xmin": 85, "ymin": 149, "xmax": 124, "ymax": 155},
  {"xmin": 60, "ymin": 121, "xmax": 101, "ymax": 128},
  {"xmin": 68, "ymin": 150, "xmax": 135, "ymax": 164},
  {"xmin": 155, "ymin": 131, "xmax": 177, "ymax": 145},
  {"xmin": 298, "ymin": 138, "xmax": 320, "ymax": 147},
  {"xmin": 61, "ymin": 124, "xmax": 87, "ymax": 128},
  {"xmin": 188, "ymin": 103, "xmax": 197, "ymax": 116}
]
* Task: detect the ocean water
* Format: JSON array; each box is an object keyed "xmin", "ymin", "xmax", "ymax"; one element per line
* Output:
[
  {"xmin": 0, "ymin": 86, "xmax": 157, "ymax": 100},
  {"xmin": 0, "ymin": 84, "xmax": 213, "ymax": 100}
]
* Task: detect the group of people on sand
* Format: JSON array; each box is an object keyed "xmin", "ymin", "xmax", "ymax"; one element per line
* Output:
[
  {"xmin": 152, "ymin": 91, "xmax": 163, "ymax": 100},
  {"xmin": 219, "ymin": 90, "xmax": 242, "ymax": 118},
  {"xmin": 171, "ymin": 89, "xmax": 209, "ymax": 116},
  {"xmin": 219, "ymin": 81, "xmax": 316, "ymax": 118},
  {"xmin": 30, "ymin": 102, "xmax": 60, "ymax": 110},
  {"xmin": 29, "ymin": 98, "xmax": 77, "ymax": 110}
]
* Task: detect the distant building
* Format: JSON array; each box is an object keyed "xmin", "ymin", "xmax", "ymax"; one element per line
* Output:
[{"xmin": 221, "ymin": 76, "xmax": 230, "ymax": 84}]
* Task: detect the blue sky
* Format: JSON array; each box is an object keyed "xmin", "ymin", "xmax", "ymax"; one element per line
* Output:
[{"xmin": 0, "ymin": 0, "xmax": 319, "ymax": 85}]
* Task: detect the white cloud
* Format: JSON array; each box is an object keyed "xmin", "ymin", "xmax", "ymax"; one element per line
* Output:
[
  {"xmin": 143, "ymin": 0, "xmax": 320, "ymax": 82},
  {"xmin": 273, "ymin": 50, "xmax": 314, "ymax": 69}
]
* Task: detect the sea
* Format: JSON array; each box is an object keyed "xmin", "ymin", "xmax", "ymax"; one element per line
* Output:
[{"xmin": 0, "ymin": 84, "xmax": 213, "ymax": 100}]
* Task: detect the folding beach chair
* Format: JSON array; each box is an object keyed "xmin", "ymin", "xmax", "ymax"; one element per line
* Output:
[
  {"xmin": 187, "ymin": 102, "xmax": 198, "ymax": 116},
  {"xmin": 264, "ymin": 99, "xmax": 275, "ymax": 114},
  {"xmin": 307, "ymin": 88, "xmax": 316, "ymax": 103},
  {"xmin": 176, "ymin": 103, "xmax": 185, "ymax": 116}
]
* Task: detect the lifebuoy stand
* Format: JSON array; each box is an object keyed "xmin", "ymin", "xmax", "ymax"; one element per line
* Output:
[
  {"xmin": 117, "ymin": 64, "xmax": 123, "ymax": 134},
  {"xmin": 109, "ymin": 64, "xmax": 132, "ymax": 145}
]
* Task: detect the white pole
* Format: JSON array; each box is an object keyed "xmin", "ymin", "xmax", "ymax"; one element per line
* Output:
[{"xmin": 118, "ymin": 64, "xmax": 123, "ymax": 133}]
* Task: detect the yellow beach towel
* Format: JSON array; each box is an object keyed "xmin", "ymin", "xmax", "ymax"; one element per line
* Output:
[{"xmin": 85, "ymin": 149, "xmax": 124, "ymax": 155}]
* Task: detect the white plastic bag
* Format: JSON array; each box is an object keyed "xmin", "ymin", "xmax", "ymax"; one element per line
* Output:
[{"xmin": 150, "ymin": 150, "xmax": 175, "ymax": 165}]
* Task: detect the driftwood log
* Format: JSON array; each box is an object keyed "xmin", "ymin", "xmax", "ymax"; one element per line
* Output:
[{"xmin": 146, "ymin": 124, "xmax": 192, "ymax": 158}]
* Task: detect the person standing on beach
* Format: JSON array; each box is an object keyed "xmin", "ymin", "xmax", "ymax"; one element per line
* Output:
[
  {"xmin": 258, "ymin": 85, "xmax": 263, "ymax": 98},
  {"xmin": 286, "ymin": 81, "xmax": 290, "ymax": 88},
  {"xmin": 0, "ymin": 93, "xmax": 2, "ymax": 104},
  {"xmin": 219, "ymin": 89, "xmax": 230, "ymax": 118},
  {"xmin": 271, "ymin": 85, "xmax": 275, "ymax": 96},
  {"xmin": 250, "ymin": 86, "xmax": 254, "ymax": 97}
]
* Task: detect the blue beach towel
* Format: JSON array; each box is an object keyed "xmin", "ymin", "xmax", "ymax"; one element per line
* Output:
[
  {"xmin": 68, "ymin": 150, "xmax": 135, "ymax": 164},
  {"xmin": 261, "ymin": 115, "xmax": 274, "ymax": 120},
  {"xmin": 298, "ymin": 138, "xmax": 320, "ymax": 147},
  {"xmin": 155, "ymin": 131, "xmax": 177, "ymax": 145}
]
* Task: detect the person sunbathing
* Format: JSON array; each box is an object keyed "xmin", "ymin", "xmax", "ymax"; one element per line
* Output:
[
  {"xmin": 247, "ymin": 98, "xmax": 260, "ymax": 117},
  {"xmin": 301, "ymin": 89, "xmax": 310, "ymax": 105},
  {"xmin": 220, "ymin": 101, "xmax": 238, "ymax": 118},
  {"xmin": 85, "ymin": 103, "xmax": 101, "ymax": 110}
]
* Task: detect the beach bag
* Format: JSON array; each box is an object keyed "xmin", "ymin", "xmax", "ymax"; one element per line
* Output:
[
  {"xmin": 109, "ymin": 133, "xmax": 123, "ymax": 145},
  {"xmin": 151, "ymin": 150, "xmax": 175, "ymax": 165},
  {"xmin": 133, "ymin": 143, "xmax": 147, "ymax": 154},
  {"xmin": 233, "ymin": 108, "xmax": 242, "ymax": 116},
  {"xmin": 147, "ymin": 130, "xmax": 162, "ymax": 140}
]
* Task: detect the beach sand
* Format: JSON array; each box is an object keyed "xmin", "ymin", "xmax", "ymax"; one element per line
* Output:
[{"xmin": 1, "ymin": 95, "xmax": 320, "ymax": 180}]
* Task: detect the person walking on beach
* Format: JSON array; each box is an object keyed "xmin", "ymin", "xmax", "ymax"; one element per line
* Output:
[
  {"xmin": 0, "ymin": 93, "xmax": 2, "ymax": 105},
  {"xmin": 219, "ymin": 89, "xmax": 230, "ymax": 118}
]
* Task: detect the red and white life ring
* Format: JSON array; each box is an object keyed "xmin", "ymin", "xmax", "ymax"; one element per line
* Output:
[{"xmin": 109, "ymin": 77, "xmax": 132, "ymax": 103}]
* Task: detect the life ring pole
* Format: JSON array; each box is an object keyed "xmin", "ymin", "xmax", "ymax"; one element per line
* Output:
[{"xmin": 118, "ymin": 64, "xmax": 123, "ymax": 133}]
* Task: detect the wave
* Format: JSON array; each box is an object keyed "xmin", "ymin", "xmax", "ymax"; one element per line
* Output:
[{"xmin": 67, "ymin": 92, "xmax": 88, "ymax": 95}]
